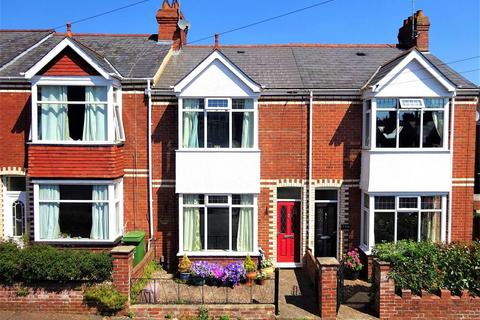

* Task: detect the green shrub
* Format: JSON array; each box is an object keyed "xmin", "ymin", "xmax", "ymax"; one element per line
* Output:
[
  {"xmin": 84, "ymin": 284, "xmax": 127, "ymax": 314},
  {"xmin": 198, "ymin": 307, "xmax": 209, "ymax": 320},
  {"xmin": 0, "ymin": 242, "xmax": 22, "ymax": 284},
  {"xmin": 0, "ymin": 242, "xmax": 113, "ymax": 284},
  {"xmin": 373, "ymin": 241, "xmax": 480, "ymax": 296}
]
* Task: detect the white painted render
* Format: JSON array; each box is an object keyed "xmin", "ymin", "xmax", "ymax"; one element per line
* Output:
[
  {"xmin": 175, "ymin": 150, "xmax": 260, "ymax": 194},
  {"xmin": 360, "ymin": 150, "xmax": 452, "ymax": 193}
]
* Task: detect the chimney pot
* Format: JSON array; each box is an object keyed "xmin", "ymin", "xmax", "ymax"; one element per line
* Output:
[
  {"xmin": 66, "ymin": 23, "xmax": 72, "ymax": 37},
  {"xmin": 214, "ymin": 33, "xmax": 219, "ymax": 49}
]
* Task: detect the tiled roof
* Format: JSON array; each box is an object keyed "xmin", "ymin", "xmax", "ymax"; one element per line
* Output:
[
  {"xmin": 154, "ymin": 45, "xmax": 477, "ymax": 90},
  {"xmin": 0, "ymin": 30, "xmax": 53, "ymax": 69},
  {"xmin": 0, "ymin": 32, "xmax": 171, "ymax": 78}
]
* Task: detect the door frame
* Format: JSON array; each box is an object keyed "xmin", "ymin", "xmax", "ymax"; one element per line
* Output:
[
  {"xmin": 276, "ymin": 199, "xmax": 303, "ymax": 268},
  {"xmin": 313, "ymin": 190, "xmax": 340, "ymax": 260}
]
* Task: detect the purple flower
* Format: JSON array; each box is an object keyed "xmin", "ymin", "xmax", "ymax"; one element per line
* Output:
[
  {"xmin": 222, "ymin": 262, "xmax": 245, "ymax": 286},
  {"xmin": 210, "ymin": 264, "xmax": 225, "ymax": 280},
  {"xmin": 191, "ymin": 261, "xmax": 211, "ymax": 279}
]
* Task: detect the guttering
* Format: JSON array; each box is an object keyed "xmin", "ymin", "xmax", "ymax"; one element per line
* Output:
[
  {"xmin": 146, "ymin": 80, "xmax": 154, "ymax": 250},
  {"xmin": 448, "ymin": 96, "xmax": 456, "ymax": 243},
  {"xmin": 308, "ymin": 90, "xmax": 313, "ymax": 252}
]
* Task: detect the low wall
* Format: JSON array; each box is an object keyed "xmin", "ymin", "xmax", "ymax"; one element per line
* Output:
[
  {"xmin": 0, "ymin": 284, "xmax": 96, "ymax": 314},
  {"xmin": 374, "ymin": 259, "xmax": 480, "ymax": 319},
  {"xmin": 131, "ymin": 304, "xmax": 275, "ymax": 320},
  {"xmin": 133, "ymin": 248, "xmax": 155, "ymax": 279}
]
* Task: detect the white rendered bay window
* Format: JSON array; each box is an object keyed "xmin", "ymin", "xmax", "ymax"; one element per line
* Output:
[
  {"xmin": 180, "ymin": 194, "xmax": 257, "ymax": 254},
  {"xmin": 31, "ymin": 77, "xmax": 124, "ymax": 144},
  {"xmin": 180, "ymin": 98, "xmax": 255, "ymax": 149},
  {"xmin": 34, "ymin": 179, "xmax": 123, "ymax": 242}
]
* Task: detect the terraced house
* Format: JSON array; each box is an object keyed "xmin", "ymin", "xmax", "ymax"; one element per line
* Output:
[{"xmin": 0, "ymin": 1, "xmax": 478, "ymax": 275}]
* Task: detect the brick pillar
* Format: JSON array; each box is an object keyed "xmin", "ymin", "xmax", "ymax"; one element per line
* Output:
[
  {"xmin": 317, "ymin": 257, "xmax": 339, "ymax": 320},
  {"xmin": 373, "ymin": 259, "xmax": 395, "ymax": 319},
  {"xmin": 111, "ymin": 245, "xmax": 135, "ymax": 299}
]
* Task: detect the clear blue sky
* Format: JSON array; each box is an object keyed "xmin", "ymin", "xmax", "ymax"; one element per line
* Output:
[{"xmin": 1, "ymin": 0, "xmax": 479, "ymax": 84}]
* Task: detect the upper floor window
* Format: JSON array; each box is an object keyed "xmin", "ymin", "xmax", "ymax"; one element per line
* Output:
[
  {"xmin": 181, "ymin": 98, "xmax": 255, "ymax": 149},
  {"xmin": 364, "ymin": 98, "xmax": 448, "ymax": 149},
  {"xmin": 32, "ymin": 79, "xmax": 124, "ymax": 144}
]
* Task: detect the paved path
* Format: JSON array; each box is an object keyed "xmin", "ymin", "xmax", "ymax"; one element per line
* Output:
[
  {"xmin": 0, "ymin": 311, "xmax": 105, "ymax": 320},
  {"xmin": 337, "ymin": 279, "xmax": 378, "ymax": 320}
]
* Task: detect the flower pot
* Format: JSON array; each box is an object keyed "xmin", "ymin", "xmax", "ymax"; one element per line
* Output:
[
  {"xmin": 178, "ymin": 272, "xmax": 190, "ymax": 283},
  {"xmin": 206, "ymin": 277, "xmax": 219, "ymax": 286},
  {"xmin": 346, "ymin": 269, "xmax": 360, "ymax": 280},
  {"xmin": 191, "ymin": 276, "xmax": 206, "ymax": 286},
  {"xmin": 261, "ymin": 267, "xmax": 274, "ymax": 278},
  {"xmin": 245, "ymin": 272, "xmax": 256, "ymax": 286},
  {"xmin": 256, "ymin": 278, "xmax": 266, "ymax": 285}
]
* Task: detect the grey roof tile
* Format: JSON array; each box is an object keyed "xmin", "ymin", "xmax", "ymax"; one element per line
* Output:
[{"xmin": 0, "ymin": 30, "xmax": 53, "ymax": 69}]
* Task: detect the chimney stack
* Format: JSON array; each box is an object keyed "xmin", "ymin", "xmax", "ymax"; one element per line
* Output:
[
  {"xmin": 397, "ymin": 9, "xmax": 430, "ymax": 51},
  {"xmin": 156, "ymin": 0, "xmax": 187, "ymax": 49}
]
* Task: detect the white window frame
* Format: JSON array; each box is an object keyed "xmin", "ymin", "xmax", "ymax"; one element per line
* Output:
[
  {"xmin": 32, "ymin": 178, "xmax": 124, "ymax": 243},
  {"xmin": 31, "ymin": 76, "xmax": 123, "ymax": 145},
  {"xmin": 363, "ymin": 100, "xmax": 372, "ymax": 149},
  {"xmin": 367, "ymin": 97, "xmax": 449, "ymax": 151},
  {"xmin": 178, "ymin": 97, "xmax": 258, "ymax": 150},
  {"xmin": 178, "ymin": 193, "xmax": 258, "ymax": 256},
  {"xmin": 360, "ymin": 192, "xmax": 447, "ymax": 253}
]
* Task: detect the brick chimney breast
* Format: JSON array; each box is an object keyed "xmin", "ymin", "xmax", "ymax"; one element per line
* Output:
[
  {"xmin": 397, "ymin": 9, "xmax": 430, "ymax": 51},
  {"xmin": 156, "ymin": 0, "xmax": 187, "ymax": 48}
]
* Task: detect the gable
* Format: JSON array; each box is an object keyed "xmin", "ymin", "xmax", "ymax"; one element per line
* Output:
[{"xmin": 38, "ymin": 47, "xmax": 99, "ymax": 76}]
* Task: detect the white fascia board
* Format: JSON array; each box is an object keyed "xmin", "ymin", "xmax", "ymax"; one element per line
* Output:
[
  {"xmin": 174, "ymin": 50, "xmax": 261, "ymax": 94},
  {"xmin": 24, "ymin": 37, "xmax": 111, "ymax": 80},
  {"xmin": 370, "ymin": 50, "xmax": 456, "ymax": 96}
]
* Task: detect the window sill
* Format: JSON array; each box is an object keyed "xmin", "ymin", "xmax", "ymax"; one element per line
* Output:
[
  {"xmin": 178, "ymin": 251, "xmax": 259, "ymax": 257},
  {"xmin": 34, "ymin": 237, "xmax": 121, "ymax": 245},
  {"xmin": 365, "ymin": 148, "xmax": 450, "ymax": 153},
  {"xmin": 176, "ymin": 149, "xmax": 261, "ymax": 153},
  {"xmin": 28, "ymin": 141, "xmax": 124, "ymax": 147},
  {"xmin": 359, "ymin": 244, "xmax": 371, "ymax": 255}
]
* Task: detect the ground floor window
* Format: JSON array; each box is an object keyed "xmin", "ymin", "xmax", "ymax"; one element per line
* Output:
[
  {"xmin": 34, "ymin": 179, "xmax": 123, "ymax": 242},
  {"xmin": 180, "ymin": 194, "xmax": 256, "ymax": 254},
  {"xmin": 361, "ymin": 193, "xmax": 445, "ymax": 251}
]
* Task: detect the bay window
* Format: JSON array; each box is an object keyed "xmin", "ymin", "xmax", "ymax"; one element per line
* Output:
[
  {"xmin": 31, "ymin": 78, "xmax": 124, "ymax": 144},
  {"xmin": 361, "ymin": 193, "xmax": 445, "ymax": 250},
  {"xmin": 34, "ymin": 179, "xmax": 123, "ymax": 242},
  {"xmin": 364, "ymin": 98, "xmax": 447, "ymax": 149},
  {"xmin": 180, "ymin": 194, "xmax": 256, "ymax": 254},
  {"xmin": 181, "ymin": 98, "xmax": 255, "ymax": 149}
]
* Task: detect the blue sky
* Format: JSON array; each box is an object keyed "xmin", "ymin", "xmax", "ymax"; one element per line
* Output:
[{"xmin": 1, "ymin": 0, "xmax": 478, "ymax": 84}]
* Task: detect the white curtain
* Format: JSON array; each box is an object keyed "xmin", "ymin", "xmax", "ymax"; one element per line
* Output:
[
  {"xmin": 40, "ymin": 86, "xmax": 69, "ymax": 141},
  {"xmin": 241, "ymin": 112, "xmax": 253, "ymax": 148},
  {"xmin": 183, "ymin": 195, "xmax": 202, "ymax": 251},
  {"xmin": 83, "ymin": 86, "xmax": 107, "ymax": 141},
  {"xmin": 432, "ymin": 111, "xmax": 444, "ymax": 138},
  {"xmin": 182, "ymin": 99, "xmax": 201, "ymax": 148},
  {"xmin": 39, "ymin": 185, "xmax": 60, "ymax": 239},
  {"xmin": 90, "ymin": 185, "xmax": 109, "ymax": 240},
  {"xmin": 236, "ymin": 195, "xmax": 253, "ymax": 252}
]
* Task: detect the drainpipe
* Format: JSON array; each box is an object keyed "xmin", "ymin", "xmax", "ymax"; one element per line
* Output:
[
  {"xmin": 146, "ymin": 80, "xmax": 154, "ymax": 250},
  {"xmin": 308, "ymin": 90, "xmax": 313, "ymax": 251},
  {"xmin": 448, "ymin": 96, "xmax": 456, "ymax": 243}
]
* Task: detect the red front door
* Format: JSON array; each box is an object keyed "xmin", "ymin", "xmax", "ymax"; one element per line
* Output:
[{"xmin": 277, "ymin": 201, "xmax": 301, "ymax": 263}]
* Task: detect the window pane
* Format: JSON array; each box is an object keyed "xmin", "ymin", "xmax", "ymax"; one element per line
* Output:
[
  {"xmin": 207, "ymin": 208, "xmax": 229, "ymax": 250},
  {"xmin": 182, "ymin": 112, "xmax": 204, "ymax": 148},
  {"xmin": 183, "ymin": 207, "xmax": 204, "ymax": 251},
  {"xmin": 59, "ymin": 202, "xmax": 93, "ymax": 239},
  {"xmin": 424, "ymin": 98, "xmax": 444, "ymax": 109},
  {"xmin": 232, "ymin": 194, "xmax": 253, "ymax": 205},
  {"xmin": 363, "ymin": 209, "xmax": 369, "ymax": 245},
  {"xmin": 183, "ymin": 99, "xmax": 204, "ymax": 109},
  {"xmin": 374, "ymin": 196, "xmax": 395, "ymax": 210},
  {"xmin": 374, "ymin": 212, "xmax": 395, "ymax": 243},
  {"xmin": 5, "ymin": 177, "xmax": 26, "ymax": 191},
  {"xmin": 399, "ymin": 111, "xmax": 420, "ymax": 148},
  {"xmin": 421, "ymin": 196, "xmax": 442, "ymax": 210},
  {"xmin": 376, "ymin": 98, "xmax": 397, "ymax": 109},
  {"xmin": 207, "ymin": 99, "xmax": 228, "ymax": 108},
  {"xmin": 232, "ymin": 99, "xmax": 253, "ymax": 109},
  {"xmin": 183, "ymin": 194, "xmax": 204, "ymax": 205},
  {"xmin": 60, "ymin": 185, "xmax": 93, "ymax": 200},
  {"xmin": 376, "ymin": 111, "xmax": 397, "ymax": 147},
  {"xmin": 421, "ymin": 212, "xmax": 441, "ymax": 242},
  {"xmin": 12, "ymin": 201, "xmax": 25, "ymax": 237},
  {"xmin": 399, "ymin": 99, "xmax": 424, "ymax": 108},
  {"xmin": 208, "ymin": 195, "xmax": 228, "ymax": 204},
  {"xmin": 277, "ymin": 187, "xmax": 302, "ymax": 200},
  {"xmin": 315, "ymin": 190, "xmax": 338, "ymax": 201},
  {"xmin": 397, "ymin": 212, "xmax": 418, "ymax": 241},
  {"xmin": 232, "ymin": 112, "xmax": 254, "ymax": 148},
  {"xmin": 365, "ymin": 111, "xmax": 371, "ymax": 147},
  {"xmin": 38, "ymin": 86, "xmax": 69, "ymax": 141},
  {"xmin": 363, "ymin": 193, "xmax": 369, "ymax": 209},
  {"xmin": 423, "ymin": 111, "xmax": 444, "ymax": 148},
  {"xmin": 399, "ymin": 197, "xmax": 418, "ymax": 209},
  {"xmin": 207, "ymin": 112, "xmax": 229, "ymax": 148},
  {"xmin": 280, "ymin": 205, "xmax": 287, "ymax": 233},
  {"xmin": 232, "ymin": 207, "xmax": 253, "ymax": 251}
]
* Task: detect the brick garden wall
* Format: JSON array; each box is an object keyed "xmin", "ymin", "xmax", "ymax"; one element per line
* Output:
[{"xmin": 373, "ymin": 259, "xmax": 480, "ymax": 319}]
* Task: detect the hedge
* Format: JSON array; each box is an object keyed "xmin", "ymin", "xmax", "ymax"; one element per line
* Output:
[
  {"xmin": 0, "ymin": 242, "xmax": 113, "ymax": 284},
  {"xmin": 373, "ymin": 241, "xmax": 480, "ymax": 296}
]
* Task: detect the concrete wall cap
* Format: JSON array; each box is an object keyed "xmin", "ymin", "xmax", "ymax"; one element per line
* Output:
[
  {"xmin": 110, "ymin": 245, "xmax": 135, "ymax": 254},
  {"xmin": 317, "ymin": 257, "xmax": 340, "ymax": 266}
]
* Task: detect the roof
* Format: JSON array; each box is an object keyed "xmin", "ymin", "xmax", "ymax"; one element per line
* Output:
[
  {"xmin": 0, "ymin": 30, "xmax": 53, "ymax": 69},
  {"xmin": 155, "ymin": 45, "xmax": 478, "ymax": 90},
  {"xmin": 0, "ymin": 31, "xmax": 171, "ymax": 79}
]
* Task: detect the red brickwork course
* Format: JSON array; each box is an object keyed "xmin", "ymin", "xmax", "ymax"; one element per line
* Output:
[{"xmin": 373, "ymin": 259, "xmax": 480, "ymax": 319}]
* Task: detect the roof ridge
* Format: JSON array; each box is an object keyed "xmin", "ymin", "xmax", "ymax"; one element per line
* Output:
[
  {"xmin": 0, "ymin": 29, "xmax": 54, "ymax": 32},
  {"xmin": 54, "ymin": 32, "xmax": 153, "ymax": 37},
  {"xmin": 185, "ymin": 43, "xmax": 398, "ymax": 48}
]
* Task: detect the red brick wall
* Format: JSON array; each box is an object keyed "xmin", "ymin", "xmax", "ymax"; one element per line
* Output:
[
  {"xmin": 373, "ymin": 260, "xmax": 480, "ymax": 319},
  {"xmin": 0, "ymin": 91, "xmax": 29, "ymax": 169},
  {"xmin": 39, "ymin": 47, "xmax": 98, "ymax": 76}
]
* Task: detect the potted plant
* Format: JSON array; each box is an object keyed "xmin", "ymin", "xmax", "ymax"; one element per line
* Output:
[
  {"xmin": 190, "ymin": 261, "xmax": 210, "ymax": 286},
  {"xmin": 260, "ymin": 258, "xmax": 274, "ymax": 278},
  {"xmin": 178, "ymin": 255, "xmax": 192, "ymax": 283},
  {"xmin": 256, "ymin": 271, "xmax": 268, "ymax": 285},
  {"xmin": 208, "ymin": 263, "xmax": 224, "ymax": 286},
  {"xmin": 343, "ymin": 248, "xmax": 363, "ymax": 280},
  {"xmin": 243, "ymin": 255, "xmax": 257, "ymax": 286},
  {"xmin": 222, "ymin": 262, "xmax": 245, "ymax": 287}
]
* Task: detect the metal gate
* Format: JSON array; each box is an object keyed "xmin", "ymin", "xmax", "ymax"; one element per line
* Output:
[{"xmin": 336, "ymin": 262, "xmax": 345, "ymax": 311}]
